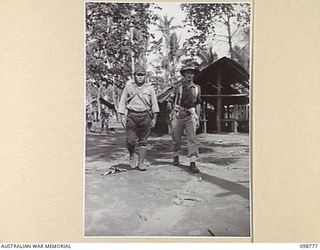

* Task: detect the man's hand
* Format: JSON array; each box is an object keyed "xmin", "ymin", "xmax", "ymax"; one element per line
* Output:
[
  {"xmin": 151, "ymin": 118, "xmax": 157, "ymax": 128},
  {"xmin": 196, "ymin": 104, "xmax": 201, "ymax": 129},
  {"xmin": 192, "ymin": 113, "xmax": 200, "ymax": 129},
  {"xmin": 196, "ymin": 118, "xmax": 200, "ymax": 129},
  {"xmin": 150, "ymin": 113, "xmax": 158, "ymax": 128},
  {"xmin": 120, "ymin": 114, "xmax": 126, "ymax": 128}
]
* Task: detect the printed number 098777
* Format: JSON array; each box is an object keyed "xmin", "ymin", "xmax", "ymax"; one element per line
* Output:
[{"xmin": 300, "ymin": 244, "xmax": 318, "ymax": 248}]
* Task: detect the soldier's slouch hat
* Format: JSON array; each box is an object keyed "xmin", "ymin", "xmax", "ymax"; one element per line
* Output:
[{"xmin": 180, "ymin": 61, "xmax": 200, "ymax": 76}]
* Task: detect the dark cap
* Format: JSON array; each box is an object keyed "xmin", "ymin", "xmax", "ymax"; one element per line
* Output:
[{"xmin": 134, "ymin": 64, "xmax": 146, "ymax": 74}]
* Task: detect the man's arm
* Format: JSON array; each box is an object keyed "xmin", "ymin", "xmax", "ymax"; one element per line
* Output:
[
  {"xmin": 195, "ymin": 86, "xmax": 201, "ymax": 128},
  {"xmin": 196, "ymin": 103, "xmax": 201, "ymax": 119},
  {"xmin": 118, "ymin": 85, "xmax": 128, "ymax": 115},
  {"xmin": 118, "ymin": 85, "xmax": 129, "ymax": 127},
  {"xmin": 150, "ymin": 86, "xmax": 160, "ymax": 128},
  {"xmin": 150, "ymin": 113, "xmax": 158, "ymax": 128},
  {"xmin": 150, "ymin": 86, "xmax": 160, "ymax": 114}
]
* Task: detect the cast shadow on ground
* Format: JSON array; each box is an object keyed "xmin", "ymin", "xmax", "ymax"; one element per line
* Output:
[
  {"xmin": 86, "ymin": 134, "xmax": 128, "ymax": 162},
  {"xmin": 198, "ymin": 142, "xmax": 247, "ymax": 148},
  {"xmin": 177, "ymin": 163, "xmax": 249, "ymax": 200},
  {"xmin": 200, "ymin": 156, "xmax": 240, "ymax": 166},
  {"xmin": 146, "ymin": 138, "xmax": 216, "ymax": 166},
  {"xmin": 201, "ymin": 173, "xmax": 249, "ymax": 200}
]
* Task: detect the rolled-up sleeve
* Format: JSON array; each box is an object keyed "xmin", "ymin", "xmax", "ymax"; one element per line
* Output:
[
  {"xmin": 118, "ymin": 85, "xmax": 128, "ymax": 114},
  {"xmin": 150, "ymin": 86, "xmax": 160, "ymax": 114}
]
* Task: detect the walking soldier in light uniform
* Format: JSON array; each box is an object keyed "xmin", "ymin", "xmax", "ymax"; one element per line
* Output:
[
  {"xmin": 169, "ymin": 61, "xmax": 201, "ymax": 173},
  {"xmin": 118, "ymin": 64, "xmax": 160, "ymax": 171}
]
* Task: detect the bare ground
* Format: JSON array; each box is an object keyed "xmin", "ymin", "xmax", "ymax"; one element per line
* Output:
[{"xmin": 85, "ymin": 130, "xmax": 250, "ymax": 237}]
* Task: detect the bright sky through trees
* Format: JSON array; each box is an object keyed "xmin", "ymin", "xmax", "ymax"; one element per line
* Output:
[{"xmin": 151, "ymin": 2, "xmax": 232, "ymax": 59}]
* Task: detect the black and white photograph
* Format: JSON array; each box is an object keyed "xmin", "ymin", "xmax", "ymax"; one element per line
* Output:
[{"xmin": 84, "ymin": 1, "xmax": 251, "ymax": 237}]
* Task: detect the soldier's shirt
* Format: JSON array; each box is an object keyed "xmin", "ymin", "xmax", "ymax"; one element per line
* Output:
[
  {"xmin": 174, "ymin": 82, "xmax": 201, "ymax": 109},
  {"xmin": 118, "ymin": 81, "xmax": 160, "ymax": 114}
]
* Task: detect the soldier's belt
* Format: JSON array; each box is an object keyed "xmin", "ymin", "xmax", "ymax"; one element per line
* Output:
[
  {"xmin": 174, "ymin": 105, "xmax": 188, "ymax": 112},
  {"xmin": 128, "ymin": 109, "xmax": 149, "ymax": 113},
  {"xmin": 174, "ymin": 105, "xmax": 195, "ymax": 113},
  {"xmin": 128, "ymin": 109, "xmax": 153, "ymax": 118}
]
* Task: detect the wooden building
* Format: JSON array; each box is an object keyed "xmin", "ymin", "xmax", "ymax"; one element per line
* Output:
[
  {"xmin": 155, "ymin": 57, "xmax": 250, "ymax": 134},
  {"xmin": 194, "ymin": 57, "xmax": 249, "ymax": 133}
]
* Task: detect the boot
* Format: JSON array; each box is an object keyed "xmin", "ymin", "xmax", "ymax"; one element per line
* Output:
[
  {"xmin": 137, "ymin": 146, "xmax": 147, "ymax": 171},
  {"xmin": 173, "ymin": 156, "xmax": 179, "ymax": 166},
  {"xmin": 137, "ymin": 164, "xmax": 147, "ymax": 171},
  {"xmin": 129, "ymin": 156, "xmax": 136, "ymax": 169},
  {"xmin": 189, "ymin": 162, "xmax": 200, "ymax": 173}
]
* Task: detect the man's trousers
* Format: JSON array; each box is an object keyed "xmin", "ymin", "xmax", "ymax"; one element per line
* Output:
[
  {"xmin": 171, "ymin": 110, "xmax": 199, "ymax": 160},
  {"xmin": 126, "ymin": 110, "xmax": 152, "ymax": 164}
]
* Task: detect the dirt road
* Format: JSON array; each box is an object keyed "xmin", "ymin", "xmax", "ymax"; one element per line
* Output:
[{"xmin": 85, "ymin": 131, "xmax": 250, "ymax": 237}]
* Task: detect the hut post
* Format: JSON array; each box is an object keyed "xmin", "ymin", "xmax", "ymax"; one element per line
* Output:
[
  {"xmin": 216, "ymin": 73, "xmax": 222, "ymax": 133},
  {"xmin": 234, "ymin": 105, "xmax": 239, "ymax": 133},
  {"xmin": 202, "ymin": 101, "xmax": 207, "ymax": 134}
]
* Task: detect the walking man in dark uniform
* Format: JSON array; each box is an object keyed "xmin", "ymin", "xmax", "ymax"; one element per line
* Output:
[
  {"xmin": 100, "ymin": 106, "xmax": 110, "ymax": 133},
  {"xmin": 169, "ymin": 61, "xmax": 201, "ymax": 173},
  {"xmin": 118, "ymin": 64, "xmax": 159, "ymax": 171},
  {"xmin": 86, "ymin": 107, "xmax": 93, "ymax": 132}
]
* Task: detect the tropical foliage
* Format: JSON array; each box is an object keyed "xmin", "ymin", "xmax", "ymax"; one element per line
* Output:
[
  {"xmin": 86, "ymin": 3, "xmax": 159, "ymax": 116},
  {"xmin": 181, "ymin": 3, "xmax": 250, "ymax": 67},
  {"xmin": 85, "ymin": 3, "xmax": 251, "ymax": 118}
]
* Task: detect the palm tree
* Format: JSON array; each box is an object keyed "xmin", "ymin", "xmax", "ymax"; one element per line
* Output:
[
  {"xmin": 232, "ymin": 26, "xmax": 250, "ymax": 71},
  {"xmin": 156, "ymin": 15, "xmax": 182, "ymax": 84},
  {"xmin": 197, "ymin": 46, "xmax": 218, "ymax": 70}
]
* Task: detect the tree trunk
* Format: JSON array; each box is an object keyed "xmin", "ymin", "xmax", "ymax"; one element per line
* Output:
[
  {"xmin": 97, "ymin": 83, "xmax": 102, "ymax": 128},
  {"xmin": 130, "ymin": 26, "xmax": 135, "ymax": 76},
  {"xmin": 226, "ymin": 16, "xmax": 234, "ymax": 59},
  {"xmin": 163, "ymin": 33, "xmax": 171, "ymax": 85}
]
